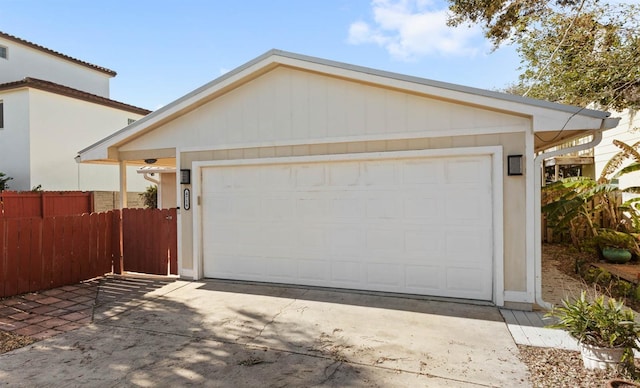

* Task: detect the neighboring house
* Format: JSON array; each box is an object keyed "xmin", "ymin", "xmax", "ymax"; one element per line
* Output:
[
  {"xmin": 77, "ymin": 50, "xmax": 619, "ymax": 308},
  {"xmin": 0, "ymin": 31, "xmax": 151, "ymax": 192},
  {"xmin": 594, "ymin": 109, "xmax": 640, "ymax": 200},
  {"xmin": 542, "ymin": 109, "xmax": 639, "ymax": 186}
]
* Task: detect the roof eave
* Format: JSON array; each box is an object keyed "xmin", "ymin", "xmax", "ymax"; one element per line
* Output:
[{"xmin": 0, "ymin": 31, "xmax": 116, "ymax": 76}]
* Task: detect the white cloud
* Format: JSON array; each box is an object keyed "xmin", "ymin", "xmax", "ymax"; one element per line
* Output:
[{"xmin": 348, "ymin": 0, "xmax": 483, "ymax": 61}]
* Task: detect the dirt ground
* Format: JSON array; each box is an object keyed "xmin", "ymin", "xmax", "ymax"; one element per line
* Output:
[{"xmin": 0, "ymin": 331, "xmax": 34, "ymax": 354}]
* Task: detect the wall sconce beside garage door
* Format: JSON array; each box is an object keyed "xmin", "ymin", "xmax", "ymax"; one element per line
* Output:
[
  {"xmin": 508, "ymin": 155, "xmax": 523, "ymax": 176},
  {"xmin": 180, "ymin": 169, "xmax": 191, "ymax": 184}
]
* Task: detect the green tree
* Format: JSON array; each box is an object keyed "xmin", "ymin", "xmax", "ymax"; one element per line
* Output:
[
  {"xmin": 447, "ymin": 0, "xmax": 640, "ymax": 110},
  {"xmin": 139, "ymin": 185, "xmax": 158, "ymax": 209},
  {"xmin": 542, "ymin": 140, "xmax": 640, "ymax": 247},
  {"xmin": 0, "ymin": 172, "xmax": 12, "ymax": 191}
]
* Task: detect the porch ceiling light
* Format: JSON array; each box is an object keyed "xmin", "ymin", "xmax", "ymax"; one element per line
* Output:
[{"xmin": 144, "ymin": 158, "xmax": 157, "ymax": 164}]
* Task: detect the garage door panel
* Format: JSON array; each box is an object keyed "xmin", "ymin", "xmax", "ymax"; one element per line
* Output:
[
  {"xmin": 295, "ymin": 164, "xmax": 325, "ymax": 186},
  {"xmin": 327, "ymin": 228, "xmax": 365, "ymax": 251},
  {"xmin": 446, "ymin": 267, "xmax": 491, "ymax": 295},
  {"xmin": 367, "ymin": 263, "xmax": 403, "ymax": 287},
  {"xmin": 444, "ymin": 229, "xmax": 492, "ymax": 262},
  {"xmin": 213, "ymin": 255, "xmax": 267, "ymax": 278},
  {"xmin": 403, "ymin": 197, "xmax": 440, "ymax": 219},
  {"xmin": 405, "ymin": 265, "xmax": 442, "ymax": 291},
  {"xmin": 366, "ymin": 229, "xmax": 404, "ymax": 251},
  {"xmin": 202, "ymin": 153, "xmax": 495, "ymax": 301},
  {"xmin": 331, "ymin": 261, "xmax": 363, "ymax": 283},
  {"xmin": 405, "ymin": 228, "xmax": 445, "ymax": 254},
  {"xmin": 401, "ymin": 160, "xmax": 440, "ymax": 184},
  {"xmin": 233, "ymin": 168, "xmax": 261, "ymax": 188},
  {"xmin": 260, "ymin": 165, "xmax": 293, "ymax": 188},
  {"xmin": 364, "ymin": 162, "xmax": 398, "ymax": 185},
  {"xmin": 330, "ymin": 197, "xmax": 364, "ymax": 218},
  {"xmin": 445, "ymin": 158, "xmax": 489, "ymax": 183},
  {"xmin": 262, "ymin": 197, "xmax": 295, "ymax": 219},
  {"xmin": 299, "ymin": 260, "xmax": 330, "ymax": 282},
  {"xmin": 328, "ymin": 163, "xmax": 361, "ymax": 186},
  {"xmin": 266, "ymin": 257, "xmax": 299, "ymax": 280},
  {"xmin": 298, "ymin": 197, "xmax": 328, "ymax": 218},
  {"xmin": 366, "ymin": 197, "xmax": 401, "ymax": 219},
  {"xmin": 297, "ymin": 227, "xmax": 325, "ymax": 248}
]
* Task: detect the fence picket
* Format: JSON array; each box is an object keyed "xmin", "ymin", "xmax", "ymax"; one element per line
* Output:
[
  {"xmin": 16, "ymin": 218, "xmax": 32, "ymax": 295},
  {"xmin": 5, "ymin": 219, "xmax": 20, "ymax": 296},
  {"xmin": 28, "ymin": 218, "xmax": 43, "ymax": 292},
  {"xmin": 42, "ymin": 218, "xmax": 55, "ymax": 290},
  {"xmin": 0, "ymin": 219, "xmax": 5, "ymax": 297}
]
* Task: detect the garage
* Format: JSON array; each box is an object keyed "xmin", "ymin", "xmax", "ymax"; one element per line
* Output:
[
  {"xmin": 78, "ymin": 49, "xmax": 619, "ymax": 308},
  {"xmin": 199, "ymin": 149, "xmax": 496, "ymax": 300}
]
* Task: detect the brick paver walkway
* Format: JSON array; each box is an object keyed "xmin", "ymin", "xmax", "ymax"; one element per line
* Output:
[{"xmin": 0, "ymin": 280, "xmax": 100, "ymax": 340}]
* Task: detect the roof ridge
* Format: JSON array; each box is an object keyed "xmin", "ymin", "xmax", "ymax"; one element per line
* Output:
[
  {"xmin": 0, "ymin": 77, "xmax": 150, "ymax": 115},
  {"xmin": 0, "ymin": 31, "xmax": 117, "ymax": 76}
]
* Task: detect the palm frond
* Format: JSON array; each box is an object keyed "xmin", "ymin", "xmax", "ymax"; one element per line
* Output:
[
  {"xmin": 613, "ymin": 162, "xmax": 640, "ymax": 180},
  {"xmin": 599, "ymin": 140, "xmax": 640, "ymax": 180}
]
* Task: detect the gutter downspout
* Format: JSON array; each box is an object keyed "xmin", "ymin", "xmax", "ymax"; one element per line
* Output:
[
  {"xmin": 533, "ymin": 117, "xmax": 619, "ymax": 310},
  {"xmin": 142, "ymin": 173, "xmax": 160, "ymax": 185}
]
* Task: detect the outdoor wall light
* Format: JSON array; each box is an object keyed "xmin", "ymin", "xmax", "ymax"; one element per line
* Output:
[
  {"xmin": 180, "ymin": 169, "xmax": 191, "ymax": 185},
  {"xmin": 508, "ymin": 155, "xmax": 523, "ymax": 176}
]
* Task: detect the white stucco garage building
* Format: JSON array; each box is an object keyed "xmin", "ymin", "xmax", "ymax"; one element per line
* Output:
[{"xmin": 78, "ymin": 50, "xmax": 619, "ymax": 308}]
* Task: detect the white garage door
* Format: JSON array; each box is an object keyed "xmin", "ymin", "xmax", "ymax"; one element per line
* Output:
[{"xmin": 200, "ymin": 152, "xmax": 494, "ymax": 300}]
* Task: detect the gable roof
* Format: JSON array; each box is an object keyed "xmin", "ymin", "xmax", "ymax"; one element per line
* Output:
[
  {"xmin": 0, "ymin": 31, "xmax": 116, "ymax": 77},
  {"xmin": 78, "ymin": 49, "xmax": 619, "ymax": 161},
  {"xmin": 0, "ymin": 77, "xmax": 150, "ymax": 115}
]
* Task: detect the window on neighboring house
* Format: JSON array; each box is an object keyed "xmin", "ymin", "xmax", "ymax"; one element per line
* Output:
[
  {"xmin": 0, "ymin": 101, "xmax": 4, "ymax": 129},
  {"xmin": 0, "ymin": 46, "xmax": 7, "ymax": 59},
  {"xmin": 128, "ymin": 118, "xmax": 136, "ymax": 125}
]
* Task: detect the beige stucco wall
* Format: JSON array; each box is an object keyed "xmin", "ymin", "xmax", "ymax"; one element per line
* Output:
[
  {"xmin": 27, "ymin": 89, "xmax": 147, "ymax": 191},
  {"xmin": 0, "ymin": 35, "xmax": 111, "ymax": 97},
  {"xmin": 178, "ymin": 131, "xmax": 527, "ymax": 294}
]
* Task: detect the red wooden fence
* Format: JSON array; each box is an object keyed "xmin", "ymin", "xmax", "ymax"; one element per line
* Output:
[
  {"xmin": 1, "ymin": 191, "xmax": 93, "ymax": 217},
  {"xmin": 0, "ymin": 211, "xmax": 119, "ymax": 298},
  {"xmin": 121, "ymin": 208, "xmax": 177, "ymax": 276}
]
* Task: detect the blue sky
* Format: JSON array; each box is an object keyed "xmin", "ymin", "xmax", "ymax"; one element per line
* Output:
[{"xmin": 1, "ymin": 0, "xmax": 522, "ymax": 110}]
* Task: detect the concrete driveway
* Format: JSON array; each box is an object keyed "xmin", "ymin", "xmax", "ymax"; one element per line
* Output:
[{"xmin": 0, "ymin": 277, "xmax": 530, "ymax": 387}]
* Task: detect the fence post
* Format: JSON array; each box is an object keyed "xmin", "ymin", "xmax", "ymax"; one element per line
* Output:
[
  {"xmin": 112, "ymin": 209, "xmax": 123, "ymax": 274},
  {"xmin": 41, "ymin": 192, "xmax": 46, "ymax": 218}
]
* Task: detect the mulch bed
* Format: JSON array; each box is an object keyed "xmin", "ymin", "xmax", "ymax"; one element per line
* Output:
[{"xmin": 0, "ymin": 331, "xmax": 35, "ymax": 354}]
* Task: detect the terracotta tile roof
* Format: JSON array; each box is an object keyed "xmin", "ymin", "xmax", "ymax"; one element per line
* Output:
[
  {"xmin": 0, "ymin": 77, "xmax": 151, "ymax": 116},
  {"xmin": 0, "ymin": 31, "xmax": 117, "ymax": 77}
]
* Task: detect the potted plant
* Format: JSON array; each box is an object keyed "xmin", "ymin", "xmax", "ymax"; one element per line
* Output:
[
  {"xmin": 546, "ymin": 291, "xmax": 640, "ymax": 370},
  {"xmin": 593, "ymin": 229, "xmax": 637, "ymax": 264}
]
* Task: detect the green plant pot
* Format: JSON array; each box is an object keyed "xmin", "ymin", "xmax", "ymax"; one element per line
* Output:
[{"xmin": 602, "ymin": 247, "xmax": 632, "ymax": 264}]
